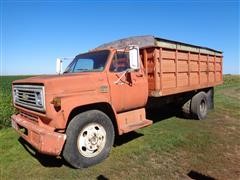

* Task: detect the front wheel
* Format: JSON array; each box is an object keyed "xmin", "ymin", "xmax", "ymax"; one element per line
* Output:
[{"xmin": 63, "ymin": 110, "xmax": 115, "ymax": 168}]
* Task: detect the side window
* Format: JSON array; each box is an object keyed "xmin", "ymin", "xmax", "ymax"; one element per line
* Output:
[
  {"xmin": 74, "ymin": 59, "xmax": 94, "ymax": 72},
  {"xmin": 110, "ymin": 52, "xmax": 130, "ymax": 72}
]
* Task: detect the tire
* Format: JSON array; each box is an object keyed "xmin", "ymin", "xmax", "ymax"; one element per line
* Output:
[
  {"xmin": 63, "ymin": 110, "xmax": 115, "ymax": 168},
  {"xmin": 206, "ymin": 88, "xmax": 214, "ymax": 110},
  {"xmin": 190, "ymin": 92, "xmax": 208, "ymax": 120},
  {"xmin": 181, "ymin": 99, "xmax": 191, "ymax": 118},
  {"xmin": 182, "ymin": 99, "xmax": 191, "ymax": 115}
]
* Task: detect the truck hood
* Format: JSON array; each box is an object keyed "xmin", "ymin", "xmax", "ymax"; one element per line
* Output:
[{"xmin": 13, "ymin": 73, "xmax": 102, "ymax": 95}]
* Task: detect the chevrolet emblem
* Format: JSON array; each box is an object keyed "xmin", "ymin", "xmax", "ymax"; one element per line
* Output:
[
  {"xmin": 99, "ymin": 85, "xmax": 108, "ymax": 93},
  {"xmin": 22, "ymin": 93, "xmax": 28, "ymax": 100}
]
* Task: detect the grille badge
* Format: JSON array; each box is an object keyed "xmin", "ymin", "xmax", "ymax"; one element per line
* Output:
[{"xmin": 22, "ymin": 93, "xmax": 28, "ymax": 100}]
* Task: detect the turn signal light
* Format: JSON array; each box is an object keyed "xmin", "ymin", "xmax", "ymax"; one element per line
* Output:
[{"xmin": 51, "ymin": 97, "xmax": 61, "ymax": 108}]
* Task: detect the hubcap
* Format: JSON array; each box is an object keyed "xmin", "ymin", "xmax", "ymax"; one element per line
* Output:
[
  {"xmin": 77, "ymin": 123, "xmax": 106, "ymax": 158},
  {"xmin": 200, "ymin": 100, "xmax": 206, "ymax": 114}
]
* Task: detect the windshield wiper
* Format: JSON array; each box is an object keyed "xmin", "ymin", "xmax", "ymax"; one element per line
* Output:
[{"xmin": 76, "ymin": 68, "xmax": 90, "ymax": 71}]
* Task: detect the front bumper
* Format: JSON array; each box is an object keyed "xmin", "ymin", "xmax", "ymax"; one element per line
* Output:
[{"xmin": 11, "ymin": 114, "xmax": 66, "ymax": 156}]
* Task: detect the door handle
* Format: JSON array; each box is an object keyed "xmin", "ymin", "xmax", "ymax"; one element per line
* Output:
[{"xmin": 136, "ymin": 74, "xmax": 143, "ymax": 77}]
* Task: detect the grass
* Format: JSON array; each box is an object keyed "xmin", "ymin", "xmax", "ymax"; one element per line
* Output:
[
  {"xmin": 0, "ymin": 75, "xmax": 239, "ymax": 179},
  {"xmin": 0, "ymin": 76, "xmax": 32, "ymax": 129}
]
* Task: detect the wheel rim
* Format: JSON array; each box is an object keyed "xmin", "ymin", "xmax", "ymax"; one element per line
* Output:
[
  {"xmin": 200, "ymin": 99, "xmax": 206, "ymax": 114},
  {"xmin": 77, "ymin": 123, "xmax": 106, "ymax": 158}
]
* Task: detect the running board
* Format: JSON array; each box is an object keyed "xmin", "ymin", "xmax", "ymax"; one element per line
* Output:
[
  {"xmin": 121, "ymin": 119, "xmax": 153, "ymax": 134},
  {"xmin": 116, "ymin": 108, "xmax": 153, "ymax": 135}
]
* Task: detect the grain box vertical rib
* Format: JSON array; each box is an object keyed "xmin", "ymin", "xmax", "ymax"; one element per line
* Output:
[
  {"xmin": 143, "ymin": 49, "xmax": 148, "ymax": 75},
  {"xmin": 207, "ymin": 54, "xmax": 209, "ymax": 85},
  {"xmin": 159, "ymin": 47, "xmax": 163, "ymax": 92},
  {"xmin": 221, "ymin": 57, "xmax": 223, "ymax": 81},
  {"xmin": 188, "ymin": 52, "xmax": 190, "ymax": 86},
  {"xmin": 214, "ymin": 55, "xmax": 216, "ymax": 82},
  {"xmin": 154, "ymin": 48, "xmax": 160, "ymax": 92},
  {"xmin": 175, "ymin": 49, "xmax": 178, "ymax": 87},
  {"xmin": 198, "ymin": 51, "xmax": 200, "ymax": 84}
]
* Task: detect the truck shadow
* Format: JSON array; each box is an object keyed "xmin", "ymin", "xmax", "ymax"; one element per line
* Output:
[
  {"xmin": 18, "ymin": 132, "xmax": 145, "ymax": 168},
  {"xmin": 114, "ymin": 104, "xmax": 182, "ymax": 147},
  {"xmin": 146, "ymin": 104, "xmax": 183, "ymax": 123},
  {"xmin": 114, "ymin": 131, "xmax": 144, "ymax": 147},
  {"xmin": 17, "ymin": 104, "xmax": 183, "ymax": 168},
  {"xmin": 18, "ymin": 137, "xmax": 67, "ymax": 168}
]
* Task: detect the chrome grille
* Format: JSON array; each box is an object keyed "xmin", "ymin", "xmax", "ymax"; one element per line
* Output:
[{"xmin": 13, "ymin": 85, "xmax": 45, "ymax": 112}]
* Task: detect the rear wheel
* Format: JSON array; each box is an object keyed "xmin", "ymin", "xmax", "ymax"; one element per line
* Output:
[
  {"xmin": 63, "ymin": 110, "xmax": 114, "ymax": 168},
  {"xmin": 191, "ymin": 92, "xmax": 208, "ymax": 120}
]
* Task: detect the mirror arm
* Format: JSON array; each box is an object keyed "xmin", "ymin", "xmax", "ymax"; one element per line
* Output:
[{"xmin": 114, "ymin": 69, "xmax": 130, "ymax": 84}]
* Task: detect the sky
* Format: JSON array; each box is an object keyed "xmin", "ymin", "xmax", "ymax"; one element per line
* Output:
[{"xmin": 0, "ymin": 1, "xmax": 239, "ymax": 75}]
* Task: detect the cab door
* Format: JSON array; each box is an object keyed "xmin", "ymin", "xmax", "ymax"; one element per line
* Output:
[{"xmin": 107, "ymin": 51, "xmax": 148, "ymax": 113}]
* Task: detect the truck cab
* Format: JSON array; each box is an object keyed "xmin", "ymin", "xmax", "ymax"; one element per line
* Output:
[{"xmin": 11, "ymin": 45, "xmax": 152, "ymax": 168}]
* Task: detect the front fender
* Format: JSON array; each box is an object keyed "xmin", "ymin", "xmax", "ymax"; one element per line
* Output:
[{"xmin": 48, "ymin": 91, "xmax": 111, "ymax": 129}]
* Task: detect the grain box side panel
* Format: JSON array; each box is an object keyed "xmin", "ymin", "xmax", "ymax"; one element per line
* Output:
[
  {"xmin": 177, "ymin": 72, "xmax": 188, "ymax": 87},
  {"xmin": 145, "ymin": 48, "xmax": 156, "ymax": 91},
  {"xmin": 161, "ymin": 48, "xmax": 176, "ymax": 90},
  {"xmin": 209, "ymin": 72, "xmax": 215, "ymax": 83},
  {"xmin": 162, "ymin": 73, "xmax": 176, "ymax": 89},
  {"xmin": 144, "ymin": 45, "xmax": 223, "ymax": 97},
  {"xmin": 215, "ymin": 56, "xmax": 223, "ymax": 82},
  {"xmin": 189, "ymin": 52, "xmax": 199, "ymax": 86}
]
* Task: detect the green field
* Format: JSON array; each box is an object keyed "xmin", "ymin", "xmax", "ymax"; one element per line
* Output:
[
  {"xmin": 0, "ymin": 76, "xmax": 32, "ymax": 129},
  {"xmin": 0, "ymin": 75, "xmax": 239, "ymax": 179}
]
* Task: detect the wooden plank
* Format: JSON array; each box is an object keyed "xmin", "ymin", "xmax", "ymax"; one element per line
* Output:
[{"xmin": 149, "ymin": 80, "xmax": 223, "ymax": 97}]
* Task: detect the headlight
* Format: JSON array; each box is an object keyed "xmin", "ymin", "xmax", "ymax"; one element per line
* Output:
[{"xmin": 36, "ymin": 92, "xmax": 43, "ymax": 106}]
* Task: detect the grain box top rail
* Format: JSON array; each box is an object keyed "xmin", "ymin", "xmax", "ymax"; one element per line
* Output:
[{"xmin": 95, "ymin": 35, "xmax": 223, "ymax": 56}]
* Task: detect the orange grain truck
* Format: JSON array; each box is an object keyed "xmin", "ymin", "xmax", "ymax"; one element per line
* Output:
[{"xmin": 11, "ymin": 36, "xmax": 223, "ymax": 168}]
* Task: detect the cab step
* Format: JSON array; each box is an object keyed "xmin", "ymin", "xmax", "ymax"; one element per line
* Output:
[
  {"xmin": 116, "ymin": 108, "xmax": 153, "ymax": 134},
  {"xmin": 121, "ymin": 119, "xmax": 153, "ymax": 134}
]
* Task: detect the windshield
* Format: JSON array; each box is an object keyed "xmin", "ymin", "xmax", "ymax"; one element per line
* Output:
[{"xmin": 64, "ymin": 50, "xmax": 110, "ymax": 73}]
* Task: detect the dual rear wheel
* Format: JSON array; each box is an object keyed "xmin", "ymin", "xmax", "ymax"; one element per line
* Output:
[
  {"xmin": 190, "ymin": 92, "xmax": 208, "ymax": 120},
  {"xmin": 182, "ymin": 91, "xmax": 211, "ymax": 120}
]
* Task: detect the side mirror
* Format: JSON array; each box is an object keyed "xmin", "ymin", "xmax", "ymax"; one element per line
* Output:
[
  {"xmin": 56, "ymin": 58, "xmax": 62, "ymax": 74},
  {"xmin": 129, "ymin": 46, "xmax": 140, "ymax": 70}
]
